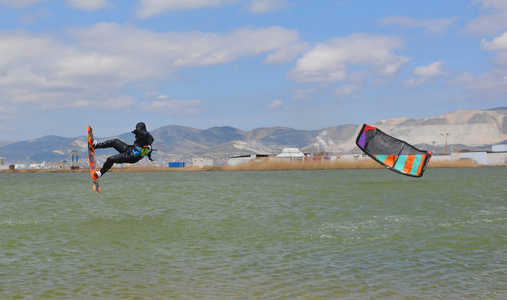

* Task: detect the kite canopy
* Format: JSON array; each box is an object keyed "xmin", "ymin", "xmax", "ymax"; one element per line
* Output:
[{"xmin": 356, "ymin": 124, "xmax": 432, "ymax": 177}]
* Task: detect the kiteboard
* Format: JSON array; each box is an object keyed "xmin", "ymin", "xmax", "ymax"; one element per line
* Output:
[
  {"xmin": 87, "ymin": 126, "xmax": 101, "ymax": 193},
  {"xmin": 356, "ymin": 124, "xmax": 432, "ymax": 177}
]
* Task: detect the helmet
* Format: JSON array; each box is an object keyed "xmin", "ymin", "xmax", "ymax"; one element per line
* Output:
[{"xmin": 135, "ymin": 122, "xmax": 146, "ymax": 131}]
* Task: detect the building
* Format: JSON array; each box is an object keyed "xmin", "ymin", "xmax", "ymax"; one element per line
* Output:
[
  {"xmin": 275, "ymin": 148, "xmax": 306, "ymax": 161},
  {"xmin": 304, "ymin": 152, "xmax": 339, "ymax": 162},
  {"xmin": 457, "ymin": 152, "xmax": 488, "ymax": 165},
  {"xmin": 227, "ymin": 154, "xmax": 270, "ymax": 166},
  {"xmin": 492, "ymin": 144, "xmax": 507, "ymax": 152},
  {"xmin": 453, "ymin": 151, "xmax": 506, "ymax": 165},
  {"xmin": 339, "ymin": 154, "xmax": 369, "ymax": 161},
  {"xmin": 168, "ymin": 162, "xmax": 186, "ymax": 168},
  {"xmin": 0, "ymin": 157, "xmax": 8, "ymax": 170},
  {"xmin": 192, "ymin": 157, "xmax": 214, "ymax": 168},
  {"xmin": 30, "ymin": 161, "xmax": 46, "ymax": 169},
  {"xmin": 490, "ymin": 144, "xmax": 507, "ymax": 165}
]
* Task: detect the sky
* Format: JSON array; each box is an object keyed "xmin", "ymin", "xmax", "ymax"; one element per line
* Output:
[{"xmin": 1, "ymin": 0, "xmax": 507, "ymax": 141}]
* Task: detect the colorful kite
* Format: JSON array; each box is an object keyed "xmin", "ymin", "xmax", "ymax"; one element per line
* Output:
[{"xmin": 356, "ymin": 124, "xmax": 432, "ymax": 177}]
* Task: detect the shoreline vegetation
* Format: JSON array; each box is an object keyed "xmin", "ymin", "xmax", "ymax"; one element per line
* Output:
[{"xmin": 1, "ymin": 158, "xmax": 500, "ymax": 174}]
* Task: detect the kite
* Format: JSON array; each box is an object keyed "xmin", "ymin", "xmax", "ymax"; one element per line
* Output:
[{"xmin": 355, "ymin": 124, "xmax": 432, "ymax": 177}]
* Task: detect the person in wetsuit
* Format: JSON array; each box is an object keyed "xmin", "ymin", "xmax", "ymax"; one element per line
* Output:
[{"xmin": 89, "ymin": 122, "xmax": 154, "ymax": 179}]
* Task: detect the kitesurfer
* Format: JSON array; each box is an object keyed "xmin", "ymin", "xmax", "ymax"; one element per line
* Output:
[{"xmin": 89, "ymin": 122, "xmax": 154, "ymax": 179}]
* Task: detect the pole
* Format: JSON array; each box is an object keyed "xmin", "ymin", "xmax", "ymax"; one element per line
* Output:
[{"xmin": 440, "ymin": 133, "xmax": 449, "ymax": 156}]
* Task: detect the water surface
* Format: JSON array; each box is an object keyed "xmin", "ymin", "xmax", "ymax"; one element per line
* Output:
[{"xmin": 1, "ymin": 168, "xmax": 506, "ymax": 298}]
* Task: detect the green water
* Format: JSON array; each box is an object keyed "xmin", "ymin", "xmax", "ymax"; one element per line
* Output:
[{"xmin": 1, "ymin": 168, "xmax": 506, "ymax": 299}]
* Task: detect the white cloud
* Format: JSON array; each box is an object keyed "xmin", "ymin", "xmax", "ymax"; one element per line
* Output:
[
  {"xmin": 266, "ymin": 99, "xmax": 282, "ymax": 109},
  {"xmin": 72, "ymin": 23, "xmax": 306, "ymax": 66},
  {"xmin": 454, "ymin": 70, "xmax": 507, "ymax": 93},
  {"xmin": 379, "ymin": 16, "xmax": 458, "ymax": 35},
  {"xmin": 244, "ymin": 0, "xmax": 289, "ymax": 14},
  {"xmin": 472, "ymin": 0, "xmax": 507, "ymax": 11},
  {"xmin": 140, "ymin": 98, "xmax": 204, "ymax": 115},
  {"xmin": 467, "ymin": 1, "xmax": 507, "ymax": 35},
  {"xmin": 292, "ymin": 88, "xmax": 316, "ymax": 100},
  {"xmin": 0, "ymin": 31, "xmax": 88, "ymax": 109},
  {"xmin": 404, "ymin": 61, "xmax": 447, "ymax": 87},
  {"xmin": 0, "ymin": 0, "xmax": 46, "ymax": 8},
  {"xmin": 0, "ymin": 24, "xmax": 306, "ymax": 111},
  {"xmin": 492, "ymin": 51, "xmax": 507, "ymax": 65},
  {"xmin": 467, "ymin": 11, "xmax": 507, "ymax": 35},
  {"xmin": 481, "ymin": 31, "xmax": 507, "ymax": 50},
  {"xmin": 170, "ymin": 26, "xmax": 307, "ymax": 66},
  {"xmin": 18, "ymin": 9, "xmax": 50, "ymax": 25},
  {"xmin": 66, "ymin": 0, "xmax": 110, "ymax": 11},
  {"xmin": 404, "ymin": 77, "xmax": 427, "ymax": 88},
  {"xmin": 333, "ymin": 84, "xmax": 362, "ymax": 96},
  {"xmin": 288, "ymin": 33, "xmax": 409, "ymax": 83},
  {"xmin": 480, "ymin": 31, "xmax": 507, "ymax": 67},
  {"xmin": 136, "ymin": 0, "xmax": 238, "ymax": 18},
  {"xmin": 0, "ymin": 104, "xmax": 22, "ymax": 120},
  {"xmin": 76, "ymin": 96, "xmax": 135, "ymax": 109},
  {"xmin": 461, "ymin": 14, "xmax": 507, "ymax": 93},
  {"xmin": 413, "ymin": 61, "xmax": 447, "ymax": 77}
]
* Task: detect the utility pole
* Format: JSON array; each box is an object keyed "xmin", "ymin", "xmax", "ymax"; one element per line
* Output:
[{"xmin": 440, "ymin": 133, "xmax": 449, "ymax": 156}]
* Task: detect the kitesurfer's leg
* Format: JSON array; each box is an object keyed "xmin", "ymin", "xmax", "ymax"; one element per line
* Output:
[
  {"xmin": 99, "ymin": 152, "xmax": 128, "ymax": 176},
  {"xmin": 96, "ymin": 152, "xmax": 141, "ymax": 177},
  {"xmin": 95, "ymin": 138, "xmax": 130, "ymax": 153}
]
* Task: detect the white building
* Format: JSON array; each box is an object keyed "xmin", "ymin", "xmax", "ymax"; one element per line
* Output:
[
  {"xmin": 0, "ymin": 157, "xmax": 8, "ymax": 170},
  {"xmin": 458, "ymin": 152, "xmax": 488, "ymax": 165},
  {"xmin": 29, "ymin": 161, "xmax": 46, "ymax": 169},
  {"xmin": 275, "ymin": 148, "xmax": 306, "ymax": 161},
  {"xmin": 192, "ymin": 157, "xmax": 214, "ymax": 168},
  {"xmin": 228, "ymin": 154, "xmax": 270, "ymax": 166},
  {"xmin": 492, "ymin": 144, "xmax": 507, "ymax": 152},
  {"xmin": 486, "ymin": 152, "xmax": 507, "ymax": 165}
]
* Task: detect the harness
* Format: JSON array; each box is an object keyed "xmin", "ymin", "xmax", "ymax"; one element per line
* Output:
[{"xmin": 132, "ymin": 145, "xmax": 151, "ymax": 158}]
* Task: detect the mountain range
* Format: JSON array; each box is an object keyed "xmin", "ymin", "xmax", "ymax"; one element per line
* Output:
[{"xmin": 1, "ymin": 108, "xmax": 506, "ymax": 166}]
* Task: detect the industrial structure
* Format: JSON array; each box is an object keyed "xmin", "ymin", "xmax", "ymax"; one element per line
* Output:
[{"xmin": 0, "ymin": 157, "xmax": 7, "ymax": 170}]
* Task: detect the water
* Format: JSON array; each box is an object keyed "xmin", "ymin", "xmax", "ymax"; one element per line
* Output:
[{"xmin": 1, "ymin": 168, "xmax": 506, "ymax": 299}]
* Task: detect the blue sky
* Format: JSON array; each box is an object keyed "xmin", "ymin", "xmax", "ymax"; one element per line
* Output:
[{"xmin": 1, "ymin": 0, "xmax": 506, "ymax": 141}]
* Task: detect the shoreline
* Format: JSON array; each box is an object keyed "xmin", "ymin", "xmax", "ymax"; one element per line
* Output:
[{"xmin": 1, "ymin": 159, "xmax": 499, "ymax": 174}]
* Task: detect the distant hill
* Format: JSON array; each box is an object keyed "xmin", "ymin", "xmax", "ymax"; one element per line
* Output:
[{"xmin": 0, "ymin": 108, "xmax": 506, "ymax": 166}]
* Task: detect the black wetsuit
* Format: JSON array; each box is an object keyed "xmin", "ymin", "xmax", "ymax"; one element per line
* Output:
[{"xmin": 95, "ymin": 122, "xmax": 154, "ymax": 175}]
